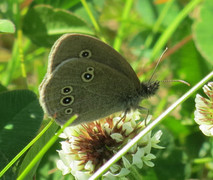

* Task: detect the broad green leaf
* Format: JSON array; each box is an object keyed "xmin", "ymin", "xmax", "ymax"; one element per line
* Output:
[
  {"xmin": 185, "ymin": 131, "xmax": 206, "ymax": 159},
  {"xmin": 136, "ymin": 0, "xmax": 157, "ymax": 25},
  {"xmin": 193, "ymin": 0, "xmax": 213, "ymax": 65},
  {"xmin": 155, "ymin": 148, "xmax": 185, "ymax": 179},
  {"xmin": 169, "ymin": 17, "xmax": 207, "ymax": 87},
  {"xmin": 23, "ymin": 5, "xmax": 94, "ymax": 47},
  {"xmin": 32, "ymin": 0, "xmax": 80, "ymax": 9},
  {"xmin": 0, "ymin": 19, "xmax": 15, "ymax": 33},
  {"xmin": 0, "ymin": 83, "xmax": 7, "ymax": 93},
  {"xmin": 0, "ymin": 90, "xmax": 43, "ymax": 172}
]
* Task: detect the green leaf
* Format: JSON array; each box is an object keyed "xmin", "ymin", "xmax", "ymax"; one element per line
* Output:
[
  {"xmin": 23, "ymin": 5, "xmax": 94, "ymax": 47},
  {"xmin": 32, "ymin": 0, "xmax": 80, "ymax": 9},
  {"xmin": 36, "ymin": 126, "xmax": 75, "ymax": 180},
  {"xmin": 0, "ymin": 19, "xmax": 15, "ymax": 33},
  {"xmin": 169, "ymin": 19, "xmax": 208, "ymax": 121},
  {"xmin": 193, "ymin": 0, "xmax": 213, "ymax": 65},
  {"xmin": 155, "ymin": 148, "xmax": 185, "ymax": 179},
  {"xmin": 0, "ymin": 83, "xmax": 7, "ymax": 93},
  {"xmin": 170, "ymin": 18, "xmax": 208, "ymax": 86},
  {"xmin": 136, "ymin": 0, "xmax": 157, "ymax": 25},
  {"xmin": 0, "ymin": 90, "xmax": 43, "ymax": 171}
]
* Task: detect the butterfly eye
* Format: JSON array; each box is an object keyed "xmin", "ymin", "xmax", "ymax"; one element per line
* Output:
[
  {"xmin": 87, "ymin": 67, "xmax": 94, "ymax": 72},
  {"xmin": 60, "ymin": 96, "xmax": 74, "ymax": 106},
  {"xmin": 79, "ymin": 49, "xmax": 92, "ymax": 58},
  {"xmin": 65, "ymin": 108, "xmax": 73, "ymax": 114},
  {"xmin": 81, "ymin": 66, "xmax": 94, "ymax": 82},
  {"xmin": 84, "ymin": 73, "xmax": 92, "ymax": 80},
  {"xmin": 61, "ymin": 86, "xmax": 73, "ymax": 95}
]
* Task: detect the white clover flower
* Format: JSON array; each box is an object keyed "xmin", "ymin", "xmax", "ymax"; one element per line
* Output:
[
  {"xmin": 194, "ymin": 82, "xmax": 213, "ymax": 136},
  {"xmin": 56, "ymin": 111, "xmax": 163, "ymax": 179}
]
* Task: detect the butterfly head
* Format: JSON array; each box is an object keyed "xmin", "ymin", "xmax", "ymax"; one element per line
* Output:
[{"xmin": 139, "ymin": 80, "xmax": 160, "ymax": 99}]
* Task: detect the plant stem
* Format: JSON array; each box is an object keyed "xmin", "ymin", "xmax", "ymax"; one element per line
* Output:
[
  {"xmin": 18, "ymin": 29, "xmax": 28, "ymax": 88},
  {"xmin": 80, "ymin": 0, "xmax": 106, "ymax": 42},
  {"xmin": 0, "ymin": 120, "xmax": 54, "ymax": 178},
  {"xmin": 89, "ymin": 71, "xmax": 213, "ymax": 180},
  {"xmin": 113, "ymin": 0, "xmax": 133, "ymax": 52},
  {"xmin": 151, "ymin": 0, "xmax": 202, "ymax": 61},
  {"xmin": 16, "ymin": 115, "xmax": 77, "ymax": 180},
  {"xmin": 144, "ymin": 0, "xmax": 174, "ymax": 49}
]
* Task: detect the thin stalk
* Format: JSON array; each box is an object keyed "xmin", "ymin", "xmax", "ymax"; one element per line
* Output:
[
  {"xmin": 144, "ymin": 0, "xmax": 174, "ymax": 48},
  {"xmin": 18, "ymin": 29, "xmax": 28, "ymax": 88},
  {"xmin": 151, "ymin": 0, "xmax": 202, "ymax": 61},
  {"xmin": 89, "ymin": 71, "xmax": 213, "ymax": 180},
  {"xmin": 129, "ymin": 166, "xmax": 143, "ymax": 179},
  {"xmin": 0, "ymin": 120, "xmax": 54, "ymax": 178},
  {"xmin": 113, "ymin": 0, "xmax": 133, "ymax": 52},
  {"xmin": 17, "ymin": 115, "xmax": 77, "ymax": 180},
  {"xmin": 80, "ymin": 0, "xmax": 106, "ymax": 42},
  {"xmin": 2, "ymin": 40, "xmax": 19, "ymax": 86}
]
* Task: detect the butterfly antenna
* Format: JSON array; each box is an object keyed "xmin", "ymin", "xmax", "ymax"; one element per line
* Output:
[
  {"xmin": 148, "ymin": 47, "xmax": 168, "ymax": 83},
  {"xmin": 160, "ymin": 79, "xmax": 190, "ymax": 86}
]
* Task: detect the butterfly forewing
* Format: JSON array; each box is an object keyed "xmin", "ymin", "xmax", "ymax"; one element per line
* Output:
[{"xmin": 48, "ymin": 34, "xmax": 140, "ymax": 86}]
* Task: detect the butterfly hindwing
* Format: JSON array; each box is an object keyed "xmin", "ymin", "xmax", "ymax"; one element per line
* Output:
[{"xmin": 40, "ymin": 58, "xmax": 139, "ymax": 125}]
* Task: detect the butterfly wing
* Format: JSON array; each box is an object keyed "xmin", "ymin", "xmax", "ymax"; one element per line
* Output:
[
  {"xmin": 40, "ymin": 58, "xmax": 139, "ymax": 125},
  {"xmin": 47, "ymin": 34, "xmax": 140, "ymax": 87}
]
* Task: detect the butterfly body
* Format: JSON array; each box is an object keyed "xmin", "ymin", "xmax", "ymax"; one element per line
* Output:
[{"xmin": 39, "ymin": 34, "xmax": 159, "ymax": 126}]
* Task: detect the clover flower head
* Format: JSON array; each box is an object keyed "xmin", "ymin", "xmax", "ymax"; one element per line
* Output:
[
  {"xmin": 57, "ymin": 111, "xmax": 163, "ymax": 179},
  {"xmin": 194, "ymin": 82, "xmax": 213, "ymax": 136}
]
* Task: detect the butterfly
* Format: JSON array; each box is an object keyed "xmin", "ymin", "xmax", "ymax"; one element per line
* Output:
[{"xmin": 39, "ymin": 34, "xmax": 159, "ymax": 126}]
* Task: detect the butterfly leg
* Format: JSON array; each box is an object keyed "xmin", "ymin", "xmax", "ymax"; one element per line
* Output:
[
  {"xmin": 138, "ymin": 106, "xmax": 150, "ymax": 126},
  {"xmin": 114, "ymin": 110, "xmax": 128, "ymax": 127}
]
